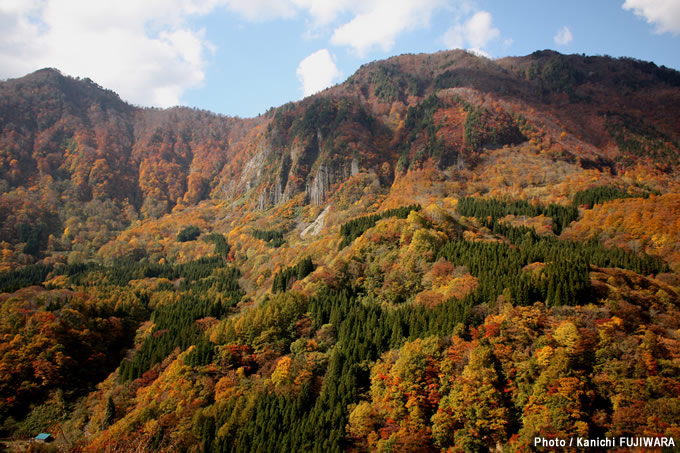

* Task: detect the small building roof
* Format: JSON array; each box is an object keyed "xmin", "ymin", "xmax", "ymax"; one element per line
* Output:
[{"xmin": 35, "ymin": 433, "xmax": 53, "ymax": 440}]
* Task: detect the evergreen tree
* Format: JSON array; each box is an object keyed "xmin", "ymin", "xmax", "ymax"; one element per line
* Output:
[{"xmin": 103, "ymin": 396, "xmax": 115, "ymax": 428}]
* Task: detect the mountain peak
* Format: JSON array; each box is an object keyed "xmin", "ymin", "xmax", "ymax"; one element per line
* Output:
[{"xmin": 28, "ymin": 67, "xmax": 64, "ymax": 78}]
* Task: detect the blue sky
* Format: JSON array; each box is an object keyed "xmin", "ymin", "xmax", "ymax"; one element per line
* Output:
[{"xmin": 1, "ymin": 0, "xmax": 679, "ymax": 117}]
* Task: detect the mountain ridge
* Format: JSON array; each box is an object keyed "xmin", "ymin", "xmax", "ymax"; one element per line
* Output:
[
  {"xmin": 1, "ymin": 49, "xmax": 680, "ymax": 271},
  {"xmin": 1, "ymin": 49, "xmax": 680, "ymax": 450}
]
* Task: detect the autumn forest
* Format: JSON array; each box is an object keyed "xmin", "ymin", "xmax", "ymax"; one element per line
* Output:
[{"xmin": 1, "ymin": 49, "xmax": 680, "ymax": 451}]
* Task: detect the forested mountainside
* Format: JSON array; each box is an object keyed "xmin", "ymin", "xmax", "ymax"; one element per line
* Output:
[{"xmin": 1, "ymin": 49, "xmax": 680, "ymax": 451}]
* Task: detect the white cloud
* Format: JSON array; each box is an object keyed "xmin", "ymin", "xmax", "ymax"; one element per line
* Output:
[
  {"xmin": 623, "ymin": 0, "xmax": 680, "ymax": 34},
  {"xmin": 223, "ymin": 0, "xmax": 296, "ymax": 21},
  {"xmin": 330, "ymin": 0, "xmax": 446, "ymax": 57},
  {"xmin": 223, "ymin": 0, "xmax": 451, "ymax": 56},
  {"xmin": 291, "ymin": 0, "xmax": 354, "ymax": 25},
  {"xmin": 554, "ymin": 26, "xmax": 573, "ymax": 45},
  {"xmin": 467, "ymin": 48, "xmax": 490, "ymax": 58},
  {"xmin": 0, "ymin": 0, "xmax": 220, "ymax": 107},
  {"xmin": 224, "ymin": 0, "xmax": 468, "ymax": 57},
  {"xmin": 0, "ymin": 0, "xmax": 505, "ymax": 108},
  {"xmin": 296, "ymin": 49, "xmax": 342, "ymax": 97},
  {"xmin": 464, "ymin": 11, "xmax": 499, "ymax": 48},
  {"xmin": 442, "ymin": 25, "xmax": 465, "ymax": 49},
  {"xmin": 442, "ymin": 11, "xmax": 500, "ymax": 53}
]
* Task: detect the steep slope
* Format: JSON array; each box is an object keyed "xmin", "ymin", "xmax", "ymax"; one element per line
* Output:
[
  {"xmin": 0, "ymin": 69, "xmax": 264, "ymax": 268},
  {"xmin": 1, "ymin": 50, "xmax": 680, "ymax": 451},
  {"xmin": 1, "ymin": 52, "xmax": 680, "ymax": 271}
]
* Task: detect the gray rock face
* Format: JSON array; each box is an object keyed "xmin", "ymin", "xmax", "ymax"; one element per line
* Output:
[
  {"xmin": 301, "ymin": 205, "xmax": 330, "ymax": 238},
  {"xmin": 258, "ymin": 151, "xmax": 291, "ymax": 210},
  {"xmin": 351, "ymin": 158, "xmax": 359, "ymax": 176},
  {"xmin": 274, "ymin": 154, "xmax": 291, "ymax": 205},
  {"xmin": 273, "ymin": 177, "xmax": 285, "ymax": 205},
  {"xmin": 240, "ymin": 144, "xmax": 267, "ymax": 190},
  {"xmin": 258, "ymin": 188, "xmax": 268, "ymax": 210},
  {"xmin": 306, "ymin": 164, "xmax": 330, "ymax": 206},
  {"xmin": 456, "ymin": 155, "xmax": 466, "ymax": 170},
  {"xmin": 256, "ymin": 128, "xmax": 365, "ymax": 209},
  {"xmin": 305, "ymin": 158, "xmax": 360, "ymax": 206}
]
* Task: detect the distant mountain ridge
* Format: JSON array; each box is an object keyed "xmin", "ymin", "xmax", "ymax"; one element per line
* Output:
[{"xmin": 0, "ymin": 50, "xmax": 679, "ymax": 265}]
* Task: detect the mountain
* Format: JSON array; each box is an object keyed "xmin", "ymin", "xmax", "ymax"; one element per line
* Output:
[
  {"xmin": 1, "ymin": 52, "xmax": 679, "ymax": 265},
  {"xmin": 1, "ymin": 50, "xmax": 680, "ymax": 451}
]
